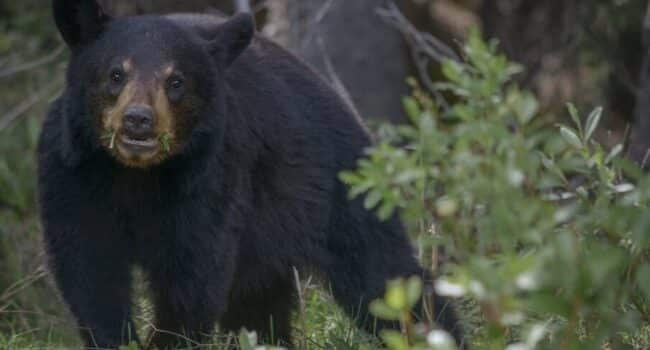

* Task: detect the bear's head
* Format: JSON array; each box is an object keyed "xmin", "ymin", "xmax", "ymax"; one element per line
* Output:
[{"xmin": 53, "ymin": 0, "xmax": 254, "ymax": 168}]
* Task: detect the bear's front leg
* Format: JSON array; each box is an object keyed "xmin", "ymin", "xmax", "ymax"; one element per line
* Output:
[
  {"xmin": 143, "ymin": 214, "xmax": 238, "ymax": 350},
  {"xmin": 44, "ymin": 221, "xmax": 138, "ymax": 349}
]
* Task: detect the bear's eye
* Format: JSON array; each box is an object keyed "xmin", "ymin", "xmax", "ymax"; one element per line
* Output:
[
  {"xmin": 110, "ymin": 69, "xmax": 124, "ymax": 84},
  {"xmin": 168, "ymin": 77, "xmax": 184, "ymax": 90},
  {"xmin": 166, "ymin": 75, "xmax": 186, "ymax": 102}
]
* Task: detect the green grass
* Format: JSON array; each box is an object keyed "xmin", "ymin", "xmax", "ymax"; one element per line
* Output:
[
  {"xmin": 0, "ymin": 213, "xmax": 80, "ymax": 349},
  {"xmin": 0, "ymin": 263, "xmax": 378, "ymax": 349}
]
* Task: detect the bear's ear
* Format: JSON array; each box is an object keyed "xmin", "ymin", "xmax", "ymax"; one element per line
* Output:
[
  {"xmin": 52, "ymin": 0, "xmax": 111, "ymax": 48},
  {"xmin": 209, "ymin": 13, "xmax": 255, "ymax": 68}
]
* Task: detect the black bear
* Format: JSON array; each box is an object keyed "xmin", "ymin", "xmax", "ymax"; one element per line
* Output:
[{"xmin": 38, "ymin": 1, "xmax": 461, "ymax": 349}]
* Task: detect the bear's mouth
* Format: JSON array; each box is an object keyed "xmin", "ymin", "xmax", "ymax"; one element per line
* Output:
[
  {"xmin": 116, "ymin": 133, "xmax": 159, "ymax": 156},
  {"xmin": 120, "ymin": 134, "xmax": 158, "ymax": 149}
]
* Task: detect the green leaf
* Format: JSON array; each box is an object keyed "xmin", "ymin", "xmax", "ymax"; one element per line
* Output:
[
  {"xmin": 369, "ymin": 300, "xmax": 401, "ymax": 321},
  {"xmin": 348, "ymin": 180, "xmax": 375, "ymax": 199},
  {"xmin": 566, "ymin": 103, "xmax": 583, "ymax": 135},
  {"xmin": 380, "ymin": 330, "xmax": 409, "ymax": 350},
  {"xmin": 584, "ymin": 106, "xmax": 603, "ymax": 141},
  {"xmin": 419, "ymin": 112, "xmax": 435, "ymax": 133},
  {"xmin": 363, "ymin": 190, "xmax": 383, "ymax": 210},
  {"xmin": 385, "ymin": 281, "xmax": 408, "ymax": 310},
  {"xmin": 377, "ymin": 201, "xmax": 397, "ymax": 221},
  {"xmin": 403, "ymin": 96, "xmax": 421, "ymax": 125},
  {"xmin": 441, "ymin": 60, "xmax": 465, "ymax": 84},
  {"xmin": 238, "ymin": 329, "xmax": 257, "ymax": 350},
  {"xmin": 605, "ymin": 144, "xmax": 623, "ymax": 164},
  {"xmin": 406, "ymin": 276, "xmax": 423, "ymax": 308},
  {"xmin": 560, "ymin": 127, "xmax": 583, "ymax": 149},
  {"xmin": 395, "ymin": 169, "xmax": 425, "ymax": 184},
  {"xmin": 517, "ymin": 93, "xmax": 539, "ymax": 125}
]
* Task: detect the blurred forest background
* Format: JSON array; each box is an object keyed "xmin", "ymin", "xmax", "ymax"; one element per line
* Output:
[{"xmin": 2, "ymin": 0, "xmax": 650, "ymax": 349}]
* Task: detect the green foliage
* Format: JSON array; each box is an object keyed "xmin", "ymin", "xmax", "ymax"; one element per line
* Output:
[
  {"xmin": 159, "ymin": 132, "xmax": 172, "ymax": 153},
  {"xmin": 238, "ymin": 329, "xmax": 286, "ymax": 350},
  {"xmin": 0, "ymin": 0, "xmax": 69, "ymax": 343},
  {"xmin": 368, "ymin": 277, "xmax": 458, "ymax": 350},
  {"xmin": 0, "ymin": 0, "xmax": 65, "ymax": 214},
  {"xmin": 341, "ymin": 29, "xmax": 650, "ymax": 349},
  {"xmin": 118, "ymin": 341, "xmax": 140, "ymax": 350}
]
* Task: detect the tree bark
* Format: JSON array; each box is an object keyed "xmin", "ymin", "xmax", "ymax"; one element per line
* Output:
[
  {"xmin": 285, "ymin": 0, "xmax": 410, "ymax": 122},
  {"xmin": 261, "ymin": 0, "xmax": 291, "ymax": 46}
]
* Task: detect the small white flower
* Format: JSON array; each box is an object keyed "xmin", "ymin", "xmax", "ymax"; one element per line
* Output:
[
  {"xmin": 508, "ymin": 168, "xmax": 525, "ymax": 187},
  {"xmin": 505, "ymin": 342, "xmax": 529, "ymax": 350},
  {"xmin": 501, "ymin": 311, "xmax": 525, "ymax": 326},
  {"xmin": 516, "ymin": 271, "xmax": 539, "ymax": 291},
  {"xmin": 427, "ymin": 329, "xmax": 457, "ymax": 349},
  {"xmin": 553, "ymin": 207, "xmax": 574, "ymax": 223},
  {"xmin": 435, "ymin": 279, "xmax": 466, "ymax": 297},
  {"xmin": 613, "ymin": 183, "xmax": 635, "ymax": 193},
  {"xmin": 527, "ymin": 323, "xmax": 546, "ymax": 345},
  {"xmin": 468, "ymin": 281, "xmax": 486, "ymax": 298}
]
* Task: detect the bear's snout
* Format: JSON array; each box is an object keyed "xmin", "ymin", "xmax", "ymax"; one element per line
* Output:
[{"xmin": 123, "ymin": 105, "xmax": 155, "ymax": 139}]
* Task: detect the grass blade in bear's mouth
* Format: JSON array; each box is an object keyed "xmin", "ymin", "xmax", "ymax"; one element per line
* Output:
[
  {"xmin": 101, "ymin": 130, "xmax": 117, "ymax": 149},
  {"xmin": 159, "ymin": 132, "xmax": 171, "ymax": 153}
]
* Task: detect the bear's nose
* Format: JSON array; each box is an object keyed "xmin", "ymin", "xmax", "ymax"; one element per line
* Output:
[{"xmin": 123, "ymin": 105, "xmax": 154, "ymax": 138}]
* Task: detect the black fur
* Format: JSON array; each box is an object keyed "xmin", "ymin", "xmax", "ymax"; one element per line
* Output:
[{"xmin": 40, "ymin": 3, "xmax": 462, "ymax": 349}]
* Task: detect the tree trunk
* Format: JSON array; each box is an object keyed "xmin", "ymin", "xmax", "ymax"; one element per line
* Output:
[{"xmin": 285, "ymin": 0, "xmax": 410, "ymax": 122}]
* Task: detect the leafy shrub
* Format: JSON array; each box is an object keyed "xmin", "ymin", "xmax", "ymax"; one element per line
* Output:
[{"xmin": 341, "ymin": 29, "xmax": 650, "ymax": 349}]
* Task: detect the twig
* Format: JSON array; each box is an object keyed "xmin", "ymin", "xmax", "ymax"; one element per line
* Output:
[
  {"xmin": 0, "ymin": 46, "xmax": 65, "ymax": 79},
  {"xmin": 376, "ymin": 1, "xmax": 460, "ymax": 114},
  {"xmin": 316, "ymin": 36, "xmax": 366, "ymax": 131},
  {"xmin": 298, "ymin": 0, "xmax": 338, "ymax": 52},
  {"xmin": 0, "ymin": 79, "xmax": 61, "ymax": 131},
  {"xmin": 642, "ymin": 148, "xmax": 650, "ymax": 169},
  {"xmin": 377, "ymin": 2, "xmax": 459, "ymax": 62},
  {"xmin": 0, "ymin": 266, "xmax": 48, "ymax": 309},
  {"xmin": 313, "ymin": 0, "xmax": 336, "ymax": 24},
  {"xmin": 138, "ymin": 316, "xmax": 202, "ymax": 348}
]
